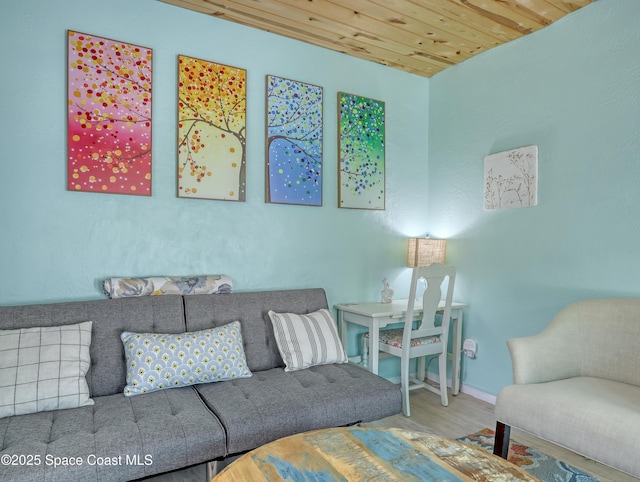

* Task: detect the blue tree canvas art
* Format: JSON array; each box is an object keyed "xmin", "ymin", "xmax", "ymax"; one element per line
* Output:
[{"xmin": 266, "ymin": 75, "xmax": 323, "ymax": 206}]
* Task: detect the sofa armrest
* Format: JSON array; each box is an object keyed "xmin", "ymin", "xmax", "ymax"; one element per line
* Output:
[{"xmin": 507, "ymin": 307, "xmax": 581, "ymax": 384}]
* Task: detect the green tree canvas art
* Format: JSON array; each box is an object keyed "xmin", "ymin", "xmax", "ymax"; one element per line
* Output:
[{"xmin": 338, "ymin": 92, "xmax": 385, "ymax": 210}]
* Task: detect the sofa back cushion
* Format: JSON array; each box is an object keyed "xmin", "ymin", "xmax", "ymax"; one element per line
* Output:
[
  {"xmin": 0, "ymin": 296, "xmax": 186, "ymax": 397},
  {"xmin": 184, "ymin": 289, "xmax": 329, "ymax": 372},
  {"xmin": 568, "ymin": 298, "xmax": 640, "ymax": 387}
]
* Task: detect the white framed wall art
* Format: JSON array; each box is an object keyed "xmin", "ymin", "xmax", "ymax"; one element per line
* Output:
[{"xmin": 484, "ymin": 145, "xmax": 538, "ymax": 210}]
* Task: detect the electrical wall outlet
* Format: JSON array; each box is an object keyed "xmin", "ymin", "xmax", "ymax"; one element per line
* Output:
[{"xmin": 463, "ymin": 339, "xmax": 478, "ymax": 359}]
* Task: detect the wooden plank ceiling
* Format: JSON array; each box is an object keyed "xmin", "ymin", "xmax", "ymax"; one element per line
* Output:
[{"xmin": 159, "ymin": 0, "xmax": 594, "ymax": 78}]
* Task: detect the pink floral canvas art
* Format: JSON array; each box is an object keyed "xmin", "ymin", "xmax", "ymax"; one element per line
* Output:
[{"xmin": 67, "ymin": 31, "xmax": 152, "ymax": 195}]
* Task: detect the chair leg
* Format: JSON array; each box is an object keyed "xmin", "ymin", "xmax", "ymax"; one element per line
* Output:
[
  {"xmin": 400, "ymin": 355, "xmax": 410, "ymax": 417},
  {"xmin": 493, "ymin": 421, "xmax": 511, "ymax": 459},
  {"xmin": 417, "ymin": 356, "xmax": 426, "ymax": 381},
  {"xmin": 438, "ymin": 352, "xmax": 448, "ymax": 406}
]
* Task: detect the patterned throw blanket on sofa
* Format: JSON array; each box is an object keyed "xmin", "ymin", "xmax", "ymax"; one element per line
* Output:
[{"xmin": 103, "ymin": 275, "xmax": 232, "ymax": 298}]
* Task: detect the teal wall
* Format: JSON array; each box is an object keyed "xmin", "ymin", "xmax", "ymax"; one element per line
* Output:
[
  {"xmin": 428, "ymin": 0, "xmax": 640, "ymax": 395},
  {"xmin": 0, "ymin": 0, "xmax": 429, "ymax": 343},
  {"xmin": 3, "ymin": 0, "xmax": 638, "ymax": 396}
]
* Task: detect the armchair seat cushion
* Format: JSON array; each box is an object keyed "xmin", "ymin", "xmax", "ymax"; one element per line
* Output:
[
  {"xmin": 496, "ymin": 376, "xmax": 640, "ymax": 477},
  {"xmin": 364, "ymin": 329, "xmax": 441, "ymax": 348}
]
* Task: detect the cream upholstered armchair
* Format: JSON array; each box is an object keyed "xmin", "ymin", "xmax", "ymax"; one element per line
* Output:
[{"xmin": 493, "ymin": 298, "xmax": 640, "ymax": 478}]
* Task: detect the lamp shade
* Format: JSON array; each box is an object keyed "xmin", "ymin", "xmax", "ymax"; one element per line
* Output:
[{"xmin": 407, "ymin": 238, "xmax": 446, "ymax": 268}]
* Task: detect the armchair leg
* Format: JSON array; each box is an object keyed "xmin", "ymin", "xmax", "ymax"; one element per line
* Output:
[{"xmin": 493, "ymin": 421, "xmax": 511, "ymax": 459}]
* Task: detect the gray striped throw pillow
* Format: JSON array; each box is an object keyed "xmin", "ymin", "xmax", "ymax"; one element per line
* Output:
[{"xmin": 268, "ymin": 309, "xmax": 347, "ymax": 372}]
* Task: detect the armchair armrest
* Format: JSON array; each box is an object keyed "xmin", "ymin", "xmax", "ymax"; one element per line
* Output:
[{"xmin": 507, "ymin": 306, "xmax": 582, "ymax": 384}]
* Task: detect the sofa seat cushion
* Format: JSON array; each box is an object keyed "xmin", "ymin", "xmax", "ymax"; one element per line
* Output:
[
  {"xmin": 0, "ymin": 387, "xmax": 226, "ymax": 482},
  {"xmin": 195, "ymin": 363, "xmax": 402, "ymax": 454},
  {"xmin": 495, "ymin": 376, "xmax": 640, "ymax": 477}
]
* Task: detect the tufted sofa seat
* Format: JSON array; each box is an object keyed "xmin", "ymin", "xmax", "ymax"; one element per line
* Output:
[
  {"xmin": 0, "ymin": 288, "xmax": 401, "ymax": 481},
  {"xmin": 0, "ymin": 389, "xmax": 225, "ymax": 481},
  {"xmin": 182, "ymin": 290, "xmax": 402, "ymax": 456},
  {"xmin": 196, "ymin": 364, "xmax": 400, "ymax": 454}
]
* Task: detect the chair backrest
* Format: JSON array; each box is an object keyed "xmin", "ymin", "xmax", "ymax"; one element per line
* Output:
[
  {"xmin": 403, "ymin": 264, "xmax": 456, "ymax": 348},
  {"xmin": 545, "ymin": 298, "xmax": 640, "ymax": 387}
]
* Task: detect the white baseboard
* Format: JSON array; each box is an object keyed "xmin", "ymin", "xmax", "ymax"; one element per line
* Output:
[
  {"xmin": 385, "ymin": 372, "xmax": 497, "ymax": 405},
  {"xmin": 349, "ymin": 357, "xmax": 498, "ymax": 405},
  {"xmin": 459, "ymin": 383, "xmax": 496, "ymax": 405}
]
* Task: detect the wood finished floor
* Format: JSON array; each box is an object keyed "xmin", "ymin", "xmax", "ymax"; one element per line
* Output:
[{"xmin": 144, "ymin": 389, "xmax": 638, "ymax": 482}]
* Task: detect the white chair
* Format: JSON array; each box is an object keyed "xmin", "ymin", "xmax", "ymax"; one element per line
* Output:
[{"xmin": 372, "ymin": 264, "xmax": 456, "ymax": 416}]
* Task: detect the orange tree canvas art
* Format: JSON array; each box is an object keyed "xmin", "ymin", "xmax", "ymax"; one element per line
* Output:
[
  {"xmin": 67, "ymin": 31, "xmax": 152, "ymax": 195},
  {"xmin": 177, "ymin": 55, "xmax": 247, "ymax": 201}
]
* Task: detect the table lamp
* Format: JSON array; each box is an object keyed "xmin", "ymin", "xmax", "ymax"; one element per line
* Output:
[
  {"xmin": 407, "ymin": 236, "xmax": 447, "ymax": 304},
  {"xmin": 407, "ymin": 237, "xmax": 446, "ymax": 268}
]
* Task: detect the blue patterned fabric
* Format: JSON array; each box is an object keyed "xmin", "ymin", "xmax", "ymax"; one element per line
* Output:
[{"xmin": 121, "ymin": 321, "xmax": 252, "ymax": 396}]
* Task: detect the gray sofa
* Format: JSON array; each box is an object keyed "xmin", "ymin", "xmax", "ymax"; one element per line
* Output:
[
  {"xmin": 0, "ymin": 288, "xmax": 402, "ymax": 481},
  {"xmin": 493, "ymin": 298, "xmax": 640, "ymax": 478}
]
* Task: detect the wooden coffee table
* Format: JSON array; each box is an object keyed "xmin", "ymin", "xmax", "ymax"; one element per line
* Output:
[{"xmin": 213, "ymin": 427, "xmax": 539, "ymax": 481}]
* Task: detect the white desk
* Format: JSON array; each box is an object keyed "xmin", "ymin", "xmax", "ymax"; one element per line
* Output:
[{"xmin": 334, "ymin": 300, "xmax": 467, "ymax": 395}]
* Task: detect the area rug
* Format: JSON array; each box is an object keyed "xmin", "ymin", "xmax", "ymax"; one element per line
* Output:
[{"xmin": 457, "ymin": 428, "xmax": 601, "ymax": 482}]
